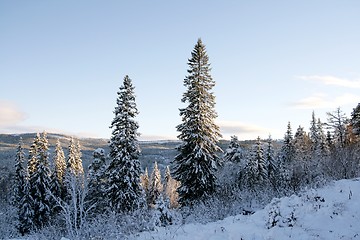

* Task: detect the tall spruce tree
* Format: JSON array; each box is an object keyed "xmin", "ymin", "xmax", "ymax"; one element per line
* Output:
[
  {"xmin": 173, "ymin": 39, "xmax": 222, "ymax": 206},
  {"xmin": 105, "ymin": 75, "xmax": 143, "ymax": 212},
  {"xmin": 30, "ymin": 132, "xmax": 52, "ymax": 229}
]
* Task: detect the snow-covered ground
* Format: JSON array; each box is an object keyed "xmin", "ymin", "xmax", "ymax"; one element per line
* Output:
[{"xmin": 132, "ymin": 178, "xmax": 360, "ymax": 240}]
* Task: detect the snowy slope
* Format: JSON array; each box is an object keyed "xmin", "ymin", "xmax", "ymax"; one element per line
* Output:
[{"xmin": 132, "ymin": 178, "xmax": 360, "ymax": 240}]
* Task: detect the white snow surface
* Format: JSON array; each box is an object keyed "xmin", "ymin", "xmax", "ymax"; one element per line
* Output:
[{"xmin": 132, "ymin": 178, "xmax": 360, "ymax": 240}]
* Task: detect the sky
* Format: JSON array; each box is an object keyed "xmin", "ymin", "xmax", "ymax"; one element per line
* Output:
[{"xmin": 1, "ymin": 1, "xmax": 360, "ymax": 141}]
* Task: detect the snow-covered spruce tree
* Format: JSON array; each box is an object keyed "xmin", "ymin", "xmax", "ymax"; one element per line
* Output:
[
  {"xmin": 14, "ymin": 138, "xmax": 35, "ymax": 235},
  {"xmin": 67, "ymin": 137, "xmax": 84, "ymax": 176},
  {"xmin": 14, "ymin": 137, "xmax": 26, "ymax": 207},
  {"xmin": 87, "ymin": 148, "xmax": 107, "ymax": 212},
  {"xmin": 326, "ymin": 131, "xmax": 333, "ymax": 149},
  {"xmin": 309, "ymin": 111, "xmax": 319, "ymax": 152},
  {"xmin": 28, "ymin": 133, "xmax": 41, "ymax": 177},
  {"xmin": 293, "ymin": 125, "xmax": 311, "ymax": 162},
  {"xmin": 278, "ymin": 122, "xmax": 295, "ymax": 191},
  {"xmin": 292, "ymin": 126, "xmax": 313, "ymax": 189},
  {"xmin": 18, "ymin": 169, "xmax": 34, "ymax": 235},
  {"xmin": 351, "ymin": 103, "xmax": 360, "ymax": 136},
  {"xmin": 148, "ymin": 162, "xmax": 163, "ymax": 207},
  {"xmin": 105, "ymin": 75, "xmax": 143, "ymax": 213},
  {"xmin": 154, "ymin": 195, "xmax": 173, "ymax": 227},
  {"xmin": 140, "ymin": 167, "xmax": 150, "ymax": 193},
  {"xmin": 280, "ymin": 122, "xmax": 295, "ymax": 164},
  {"xmin": 245, "ymin": 137, "xmax": 267, "ymax": 190},
  {"xmin": 50, "ymin": 139, "xmax": 66, "ymax": 202},
  {"xmin": 164, "ymin": 166, "xmax": 180, "ymax": 209},
  {"xmin": 173, "ymin": 38, "xmax": 222, "ymax": 206},
  {"xmin": 29, "ymin": 131, "xmax": 52, "ymax": 229},
  {"xmin": 266, "ymin": 135, "xmax": 278, "ymax": 191},
  {"xmin": 223, "ymin": 135, "xmax": 243, "ymax": 163},
  {"xmin": 316, "ymin": 118, "xmax": 330, "ymax": 158}
]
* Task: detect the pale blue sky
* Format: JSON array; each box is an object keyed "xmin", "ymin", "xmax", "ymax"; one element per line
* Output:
[{"xmin": 1, "ymin": 1, "xmax": 360, "ymax": 140}]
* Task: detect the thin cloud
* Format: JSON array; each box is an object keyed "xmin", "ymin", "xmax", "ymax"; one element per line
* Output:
[
  {"xmin": 298, "ymin": 75, "xmax": 360, "ymax": 89},
  {"xmin": 139, "ymin": 134, "xmax": 178, "ymax": 141},
  {"xmin": 0, "ymin": 100, "xmax": 27, "ymax": 127},
  {"xmin": 291, "ymin": 93, "xmax": 360, "ymax": 109},
  {"xmin": 217, "ymin": 120, "xmax": 278, "ymax": 140}
]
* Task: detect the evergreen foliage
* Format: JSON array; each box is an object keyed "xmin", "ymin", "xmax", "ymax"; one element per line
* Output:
[
  {"xmin": 223, "ymin": 135, "xmax": 243, "ymax": 163},
  {"xmin": 18, "ymin": 170, "xmax": 34, "ymax": 235},
  {"xmin": 315, "ymin": 119, "xmax": 330, "ymax": 158},
  {"xmin": 148, "ymin": 162, "xmax": 163, "ymax": 207},
  {"xmin": 154, "ymin": 195, "xmax": 173, "ymax": 227},
  {"xmin": 293, "ymin": 125, "xmax": 311, "ymax": 162},
  {"xmin": 266, "ymin": 135, "xmax": 277, "ymax": 190},
  {"xmin": 246, "ymin": 137, "xmax": 267, "ymax": 190},
  {"xmin": 105, "ymin": 75, "xmax": 143, "ymax": 213},
  {"xmin": 28, "ymin": 133, "xmax": 41, "ymax": 177},
  {"xmin": 50, "ymin": 139, "xmax": 66, "ymax": 202},
  {"xmin": 29, "ymin": 132, "xmax": 52, "ymax": 229},
  {"xmin": 140, "ymin": 167, "xmax": 150, "ymax": 193},
  {"xmin": 280, "ymin": 122, "xmax": 295, "ymax": 164},
  {"xmin": 278, "ymin": 122, "xmax": 295, "ymax": 190},
  {"xmin": 87, "ymin": 148, "xmax": 107, "ymax": 210},
  {"xmin": 164, "ymin": 166, "xmax": 180, "ymax": 209},
  {"xmin": 309, "ymin": 111, "xmax": 319, "ymax": 151},
  {"xmin": 67, "ymin": 137, "xmax": 83, "ymax": 176},
  {"xmin": 173, "ymin": 39, "xmax": 222, "ymax": 206},
  {"xmin": 14, "ymin": 137, "xmax": 26, "ymax": 207}
]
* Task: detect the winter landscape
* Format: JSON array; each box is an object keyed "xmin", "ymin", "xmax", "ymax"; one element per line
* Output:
[{"xmin": 1, "ymin": 1, "xmax": 360, "ymax": 240}]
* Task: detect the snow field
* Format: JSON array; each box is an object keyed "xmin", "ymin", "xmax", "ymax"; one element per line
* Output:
[{"xmin": 132, "ymin": 178, "xmax": 360, "ymax": 240}]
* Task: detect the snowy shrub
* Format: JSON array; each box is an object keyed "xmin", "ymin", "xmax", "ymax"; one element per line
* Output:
[
  {"xmin": 266, "ymin": 197, "xmax": 298, "ymax": 228},
  {"xmin": 153, "ymin": 195, "xmax": 173, "ymax": 227}
]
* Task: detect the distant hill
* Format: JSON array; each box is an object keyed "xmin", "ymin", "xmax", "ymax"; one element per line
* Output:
[
  {"xmin": 0, "ymin": 133, "xmax": 181, "ymax": 174},
  {"xmin": 0, "ymin": 133, "xmax": 273, "ymax": 176}
]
